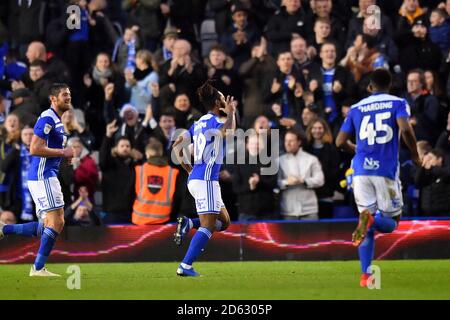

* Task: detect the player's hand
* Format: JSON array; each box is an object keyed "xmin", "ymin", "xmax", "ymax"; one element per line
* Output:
[
  {"xmin": 219, "ymin": 95, "xmax": 236, "ymax": 116},
  {"xmin": 325, "ymin": 107, "xmax": 333, "ymax": 114},
  {"xmin": 62, "ymin": 147, "xmax": 74, "ymax": 159},
  {"xmin": 106, "ymin": 119, "xmax": 119, "ymax": 138}
]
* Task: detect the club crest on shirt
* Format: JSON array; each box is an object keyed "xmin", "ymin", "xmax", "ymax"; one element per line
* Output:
[
  {"xmin": 147, "ymin": 175, "xmax": 163, "ymax": 194},
  {"xmin": 44, "ymin": 123, "xmax": 52, "ymax": 134}
]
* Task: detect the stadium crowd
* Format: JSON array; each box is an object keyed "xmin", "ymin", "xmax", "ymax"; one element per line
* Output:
[{"xmin": 0, "ymin": 0, "xmax": 450, "ymax": 225}]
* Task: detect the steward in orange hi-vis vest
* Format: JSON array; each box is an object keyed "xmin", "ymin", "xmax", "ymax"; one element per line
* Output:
[{"xmin": 132, "ymin": 139, "xmax": 179, "ymax": 225}]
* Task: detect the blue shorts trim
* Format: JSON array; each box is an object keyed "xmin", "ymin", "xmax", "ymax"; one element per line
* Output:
[
  {"xmin": 37, "ymin": 205, "xmax": 65, "ymax": 215},
  {"xmin": 197, "ymin": 210, "xmax": 220, "ymax": 215},
  {"xmin": 44, "ymin": 179, "xmax": 55, "ymax": 208}
]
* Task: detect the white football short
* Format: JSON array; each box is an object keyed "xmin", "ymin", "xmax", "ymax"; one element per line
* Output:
[
  {"xmin": 353, "ymin": 175, "xmax": 403, "ymax": 217},
  {"xmin": 28, "ymin": 177, "xmax": 65, "ymax": 220},
  {"xmin": 188, "ymin": 179, "xmax": 225, "ymax": 215}
]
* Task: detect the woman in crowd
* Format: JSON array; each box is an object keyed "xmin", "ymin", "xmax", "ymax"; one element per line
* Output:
[
  {"xmin": 305, "ymin": 117, "xmax": 340, "ymax": 219},
  {"xmin": 124, "ymin": 49, "xmax": 159, "ymax": 117},
  {"xmin": 67, "ymin": 137, "xmax": 99, "ymax": 204},
  {"xmin": 0, "ymin": 125, "xmax": 34, "ymax": 221},
  {"xmin": 0, "ymin": 114, "xmax": 21, "ymax": 213}
]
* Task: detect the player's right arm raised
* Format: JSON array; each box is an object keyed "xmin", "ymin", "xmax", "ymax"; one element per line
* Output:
[
  {"xmin": 30, "ymin": 135, "xmax": 74, "ymax": 159},
  {"xmin": 173, "ymin": 133, "xmax": 193, "ymax": 174},
  {"xmin": 397, "ymin": 116, "xmax": 420, "ymax": 166}
]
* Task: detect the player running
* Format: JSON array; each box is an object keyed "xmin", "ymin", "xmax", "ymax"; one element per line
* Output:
[
  {"xmin": 172, "ymin": 81, "xmax": 236, "ymax": 277},
  {"xmin": 336, "ymin": 69, "xmax": 420, "ymax": 287},
  {"xmin": 0, "ymin": 83, "xmax": 74, "ymax": 276}
]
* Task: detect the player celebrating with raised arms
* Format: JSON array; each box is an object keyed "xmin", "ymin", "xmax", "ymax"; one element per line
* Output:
[
  {"xmin": 172, "ymin": 81, "xmax": 236, "ymax": 277},
  {"xmin": 0, "ymin": 83, "xmax": 74, "ymax": 276},
  {"xmin": 336, "ymin": 69, "xmax": 420, "ymax": 287}
]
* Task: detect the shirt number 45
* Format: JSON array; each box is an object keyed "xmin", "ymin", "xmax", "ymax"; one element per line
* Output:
[{"xmin": 359, "ymin": 112, "xmax": 393, "ymax": 146}]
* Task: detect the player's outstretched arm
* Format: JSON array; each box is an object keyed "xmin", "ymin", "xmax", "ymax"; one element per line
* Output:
[
  {"xmin": 30, "ymin": 135, "xmax": 74, "ymax": 159},
  {"xmin": 173, "ymin": 133, "xmax": 193, "ymax": 174},
  {"xmin": 336, "ymin": 131, "xmax": 356, "ymax": 154},
  {"xmin": 220, "ymin": 95, "xmax": 236, "ymax": 136},
  {"xmin": 397, "ymin": 116, "xmax": 420, "ymax": 166}
]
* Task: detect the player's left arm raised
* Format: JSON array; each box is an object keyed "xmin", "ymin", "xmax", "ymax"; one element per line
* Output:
[{"xmin": 219, "ymin": 95, "xmax": 236, "ymax": 136}]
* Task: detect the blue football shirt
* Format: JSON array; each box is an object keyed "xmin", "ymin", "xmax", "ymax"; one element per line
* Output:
[
  {"xmin": 340, "ymin": 93, "xmax": 410, "ymax": 180},
  {"xmin": 28, "ymin": 108, "xmax": 67, "ymax": 181},
  {"xmin": 187, "ymin": 112, "xmax": 225, "ymax": 182}
]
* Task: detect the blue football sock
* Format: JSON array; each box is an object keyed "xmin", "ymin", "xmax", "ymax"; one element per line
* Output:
[
  {"xmin": 358, "ymin": 213, "xmax": 397, "ymax": 275},
  {"xmin": 182, "ymin": 227, "xmax": 212, "ymax": 266},
  {"xmin": 373, "ymin": 215, "xmax": 397, "ymax": 233},
  {"xmin": 191, "ymin": 218, "xmax": 200, "ymax": 229},
  {"xmin": 34, "ymin": 227, "xmax": 59, "ymax": 270},
  {"xmin": 358, "ymin": 227, "xmax": 375, "ymax": 274},
  {"xmin": 3, "ymin": 222, "xmax": 44, "ymax": 237}
]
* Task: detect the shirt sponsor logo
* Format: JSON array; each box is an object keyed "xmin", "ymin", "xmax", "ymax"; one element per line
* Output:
[{"xmin": 363, "ymin": 157, "xmax": 380, "ymax": 170}]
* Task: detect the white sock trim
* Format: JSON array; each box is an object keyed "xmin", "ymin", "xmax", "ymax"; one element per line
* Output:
[{"xmin": 181, "ymin": 263, "xmax": 192, "ymax": 269}]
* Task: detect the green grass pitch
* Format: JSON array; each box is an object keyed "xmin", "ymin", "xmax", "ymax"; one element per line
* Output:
[{"xmin": 1, "ymin": 260, "xmax": 449, "ymax": 300}]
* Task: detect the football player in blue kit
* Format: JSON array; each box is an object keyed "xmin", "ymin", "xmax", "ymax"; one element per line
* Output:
[
  {"xmin": 336, "ymin": 69, "xmax": 420, "ymax": 287},
  {"xmin": 172, "ymin": 82, "xmax": 236, "ymax": 277},
  {"xmin": 0, "ymin": 83, "xmax": 74, "ymax": 276}
]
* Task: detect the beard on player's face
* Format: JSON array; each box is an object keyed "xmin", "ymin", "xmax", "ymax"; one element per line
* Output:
[{"xmin": 58, "ymin": 97, "xmax": 72, "ymax": 111}]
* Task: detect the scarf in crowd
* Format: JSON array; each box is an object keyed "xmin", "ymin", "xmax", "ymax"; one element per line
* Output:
[
  {"xmin": 163, "ymin": 47, "xmax": 172, "ymax": 61},
  {"xmin": 20, "ymin": 144, "xmax": 33, "ymax": 221},
  {"xmin": 133, "ymin": 66, "xmax": 152, "ymax": 81},
  {"xmin": 126, "ymin": 39, "xmax": 136, "ymax": 71},
  {"xmin": 92, "ymin": 67, "xmax": 112, "ymax": 85}
]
